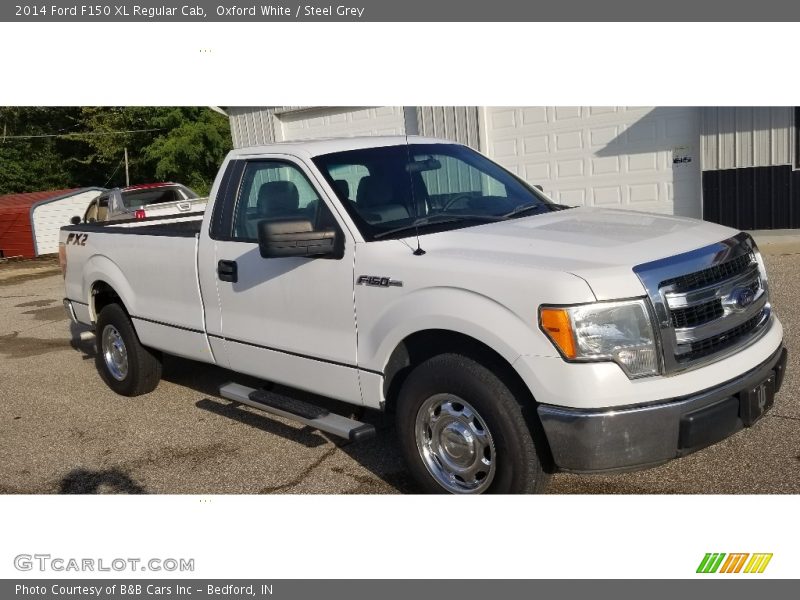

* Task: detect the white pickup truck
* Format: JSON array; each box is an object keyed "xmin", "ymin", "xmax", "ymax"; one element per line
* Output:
[{"xmin": 60, "ymin": 136, "xmax": 788, "ymax": 494}]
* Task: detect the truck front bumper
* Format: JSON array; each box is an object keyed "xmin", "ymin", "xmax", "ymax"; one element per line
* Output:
[{"xmin": 538, "ymin": 344, "xmax": 788, "ymax": 473}]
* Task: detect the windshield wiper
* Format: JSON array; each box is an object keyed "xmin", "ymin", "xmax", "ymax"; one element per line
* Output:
[
  {"xmin": 503, "ymin": 202, "xmax": 573, "ymax": 219},
  {"xmin": 373, "ymin": 214, "xmax": 504, "ymax": 240},
  {"xmin": 502, "ymin": 203, "xmax": 551, "ymax": 219}
]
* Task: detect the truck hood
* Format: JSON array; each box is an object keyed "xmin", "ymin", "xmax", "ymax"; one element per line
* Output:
[{"xmin": 419, "ymin": 207, "xmax": 739, "ymax": 299}]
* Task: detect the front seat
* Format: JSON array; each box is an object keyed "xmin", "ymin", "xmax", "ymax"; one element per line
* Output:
[
  {"xmin": 356, "ymin": 175, "xmax": 409, "ymax": 222},
  {"xmin": 246, "ymin": 180, "xmax": 300, "ymax": 239}
]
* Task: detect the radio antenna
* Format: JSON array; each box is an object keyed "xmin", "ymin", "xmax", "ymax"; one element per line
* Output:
[{"xmin": 406, "ymin": 135, "xmax": 426, "ymax": 256}]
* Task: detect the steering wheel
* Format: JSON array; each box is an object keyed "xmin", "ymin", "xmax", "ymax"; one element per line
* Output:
[{"xmin": 441, "ymin": 193, "xmax": 475, "ymax": 212}]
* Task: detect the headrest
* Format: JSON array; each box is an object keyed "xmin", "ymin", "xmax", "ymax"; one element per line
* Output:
[
  {"xmin": 356, "ymin": 175, "xmax": 393, "ymax": 207},
  {"xmin": 333, "ymin": 179, "xmax": 350, "ymax": 200},
  {"xmin": 258, "ymin": 180, "xmax": 299, "ymax": 214}
]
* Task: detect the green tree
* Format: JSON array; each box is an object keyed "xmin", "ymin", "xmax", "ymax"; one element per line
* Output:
[
  {"xmin": 0, "ymin": 107, "xmax": 232, "ymax": 196},
  {"xmin": 144, "ymin": 108, "xmax": 232, "ymax": 196},
  {"xmin": 79, "ymin": 107, "xmax": 231, "ymax": 195},
  {"xmin": 78, "ymin": 106, "xmax": 165, "ymax": 187},
  {"xmin": 0, "ymin": 107, "xmax": 91, "ymax": 194}
]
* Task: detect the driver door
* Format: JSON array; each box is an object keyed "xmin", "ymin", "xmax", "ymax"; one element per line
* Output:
[{"xmin": 210, "ymin": 157, "xmax": 362, "ymax": 404}]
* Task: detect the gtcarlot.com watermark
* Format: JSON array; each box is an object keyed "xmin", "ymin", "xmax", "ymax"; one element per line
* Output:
[{"xmin": 14, "ymin": 554, "xmax": 195, "ymax": 573}]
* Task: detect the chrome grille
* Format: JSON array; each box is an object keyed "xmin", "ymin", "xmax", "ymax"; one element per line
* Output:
[
  {"xmin": 669, "ymin": 278, "xmax": 760, "ymax": 329},
  {"xmin": 634, "ymin": 232, "xmax": 772, "ymax": 375},
  {"xmin": 682, "ymin": 310, "xmax": 767, "ymax": 362},
  {"xmin": 659, "ymin": 252, "xmax": 753, "ymax": 292},
  {"xmin": 670, "ymin": 298, "xmax": 723, "ymax": 328}
]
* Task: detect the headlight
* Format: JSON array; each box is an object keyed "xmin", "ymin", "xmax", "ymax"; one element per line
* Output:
[{"xmin": 539, "ymin": 299, "xmax": 660, "ymax": 378}]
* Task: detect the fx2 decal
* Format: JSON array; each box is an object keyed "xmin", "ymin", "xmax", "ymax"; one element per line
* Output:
[
  {"xmin": 357, "ymin": 275, "xmax": 403, "ymax": 288},
  {"xmin": 66, "ymin": 233, "xmax": 88, "ymax": 246}
]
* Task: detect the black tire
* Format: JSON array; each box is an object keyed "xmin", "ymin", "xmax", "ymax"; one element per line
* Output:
[
  {"xmin": 95, "ymin": 304, "xmax": 162, "ymax": 396},
  {"xmin": 396, "ymin": 353, "xmax": 549, "ymax": 494}
]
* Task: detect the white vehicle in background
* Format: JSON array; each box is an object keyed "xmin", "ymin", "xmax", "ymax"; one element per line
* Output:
[
  {"xmin": 73, "ymin": 182, "xmax": 206, "ymax": 224},
  {"xmin": 60, "ymin": 136, "xmax": 787, "ymax": 494}
]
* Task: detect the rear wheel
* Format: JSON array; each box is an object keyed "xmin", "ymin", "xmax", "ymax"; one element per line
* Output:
[
  {"xmin": 95, "ymin": 304, "xmax": 162, "ymax": 396},
  {"xmin": 396, "ymin": 353, "xmax": 549, "ymax": 494}
]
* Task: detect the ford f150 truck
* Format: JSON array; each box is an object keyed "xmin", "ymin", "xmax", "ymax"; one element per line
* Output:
[{"xmin": 60, "ymin": 136, "xmax": 788, "ymax": 494}]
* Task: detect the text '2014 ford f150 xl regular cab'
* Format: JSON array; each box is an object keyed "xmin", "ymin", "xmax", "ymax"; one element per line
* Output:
[{"xmin": 60, "ymin": 136, "xmax": 788, "ymax": 494}]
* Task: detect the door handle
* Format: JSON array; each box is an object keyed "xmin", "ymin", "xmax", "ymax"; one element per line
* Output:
[{"xmin": 217, "ymin": 259, "xmax": 238, "ymax": 283}]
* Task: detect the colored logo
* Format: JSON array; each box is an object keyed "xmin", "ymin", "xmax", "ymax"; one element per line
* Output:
[
  {"xmin": 697, "ymin": 553, "xmax": 773, "ymax": 574},
  {"xmin": 726, "ymin": 285, "xmax": 756, "ymax": 311}
]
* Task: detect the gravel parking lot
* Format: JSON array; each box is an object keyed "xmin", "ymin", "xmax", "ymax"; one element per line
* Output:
[{"xmin": 0, "ymin": 253, "xmax": 797, "ymax": 494}]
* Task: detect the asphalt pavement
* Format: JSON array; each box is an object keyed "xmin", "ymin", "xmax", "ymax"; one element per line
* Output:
[{"xmin": 0, "ymin": 253, "xmax": 797, "ymax": 494}]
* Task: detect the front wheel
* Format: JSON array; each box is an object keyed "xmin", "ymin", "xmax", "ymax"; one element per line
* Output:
[
  {"xmin": 396, "ymin": 353, "xmax": 550, "ymax": 494},
  {"xmin": 95, "ymin": 304, "xmax": 162, "ymax": 396}
]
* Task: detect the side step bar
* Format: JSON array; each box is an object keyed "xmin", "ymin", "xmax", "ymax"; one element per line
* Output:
[{"xmin": 218, "ymin": 382, "xmax": 376, "ymax": 442}]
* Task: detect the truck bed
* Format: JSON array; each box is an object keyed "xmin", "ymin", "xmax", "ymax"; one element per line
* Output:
[{"xmin": 61, "ymin": 214, "xmax": 212, "ymax": 364}]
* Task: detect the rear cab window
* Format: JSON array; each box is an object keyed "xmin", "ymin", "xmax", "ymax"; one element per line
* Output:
[{"xmin": 121, "ymin": 188, "xmax": 181, "ymax": 208}]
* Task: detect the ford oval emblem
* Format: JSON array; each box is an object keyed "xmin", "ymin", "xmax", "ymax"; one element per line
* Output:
[{"xmin": 731, "ymin": 286, "xmax": 756, "ymax": 309}]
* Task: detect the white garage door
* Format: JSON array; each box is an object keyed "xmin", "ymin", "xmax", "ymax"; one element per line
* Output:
[
  {"xmin": 483, "ymin": 107, "xmax": 701, "ymax": 218},
  {"xmin": 275, "ymin": 107, "xmax": 407, "ymax": 142}
]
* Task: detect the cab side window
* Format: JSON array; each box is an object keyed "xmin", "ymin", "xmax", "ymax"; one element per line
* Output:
[
  {"xmin": 84, "ymin": 200, "xmax": 97, "ymax": 222},
  {"xmin": 96, "ymin": 195, "xmax": 110, "ymax": 221},
  {"xmin": 84, "ymin": 196, "xmax": 107, "ymax": 222},
  {"xmin": 232, "ymin": 161, "xmax": 336, "ymax": 242}
]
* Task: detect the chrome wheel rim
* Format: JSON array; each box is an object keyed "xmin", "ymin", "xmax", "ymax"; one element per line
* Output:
[
  {"xmin": 102, "ymin": 324, "xmax": 128, "ymax": 381},
  {"xmin": 415, "ymin": 394, "xmax": 496, "ymax": 494}
]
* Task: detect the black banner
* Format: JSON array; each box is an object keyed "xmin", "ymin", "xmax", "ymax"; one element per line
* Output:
[
  {"xmin": 4, "ymin": 580, "xmax": 800, "ymax": 600},
  {"xmin": 3, "ymin": 0, "xmax": 800, "ymax": 22}
]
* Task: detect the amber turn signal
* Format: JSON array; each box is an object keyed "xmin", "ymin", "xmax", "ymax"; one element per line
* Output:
[{"xmin": 539, "ymin": 308, "xmax": 577, "ymax": 359}]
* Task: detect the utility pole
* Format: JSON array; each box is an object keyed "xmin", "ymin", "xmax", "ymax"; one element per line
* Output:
[{"xmin": 124, "ymin": 147, "xmax": 130, "ymax": 186}]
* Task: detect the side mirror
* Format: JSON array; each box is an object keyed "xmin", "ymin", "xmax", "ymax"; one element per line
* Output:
[
  {"xmin": 70, "ymin": 215, "xmax": 81, "ymax": 225},
  {"xmin": 257, "ymin": 219, "xmax": 338, "ymax": 259}
]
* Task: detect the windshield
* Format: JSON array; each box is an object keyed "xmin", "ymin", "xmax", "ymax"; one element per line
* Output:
[{"xmin": 312, "ymin": 143, "xmax": 555, "ymax": 241}]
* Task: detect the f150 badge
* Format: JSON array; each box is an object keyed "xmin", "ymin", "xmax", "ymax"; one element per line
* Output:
[{"xmin": 357, "ymin": 275, "xmax": 403, "ymax": 288}]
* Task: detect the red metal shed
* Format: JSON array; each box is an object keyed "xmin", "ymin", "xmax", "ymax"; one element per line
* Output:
[{"xmin": 0, "ymin": 188, "xmax": 104, "ymax": 258}]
